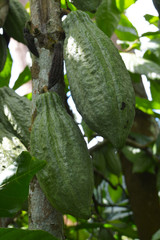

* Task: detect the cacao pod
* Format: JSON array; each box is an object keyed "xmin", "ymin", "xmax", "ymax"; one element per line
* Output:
[
  {"xmin": 92, "ymin": 148, "xmax": 107, "ymax": 186},
  {"xmin": 71, "ymin": 0, "xmax": 102, "ymax": 12},
  {"xmin": 0, "ymin": 87, "xmax": 31, "ymax": 149},
  {"xmin": 92, "ymin": 143, "xmax": 121, "ymax": 178},
  {"xmin": 102, "ymin": 144, "xmax": 122, "ymax": 176},
  {"xmin": 63, "ymin": 10, "xmax": 135, "ymax": 148},
  {"xmin": 3, "ymin": 0, "xmax": 29, "ymax": 44},
  {"xmin": 30, "ymin": 92, "xmax": 94, "ymax": 219}
]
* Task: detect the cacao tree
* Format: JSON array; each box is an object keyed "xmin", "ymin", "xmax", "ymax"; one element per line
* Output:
[{"xmin": 0, "ymin": 0, "xmax": 160, "ymax": 240}]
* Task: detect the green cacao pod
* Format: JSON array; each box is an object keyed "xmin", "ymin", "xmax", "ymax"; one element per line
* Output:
[
  {"xmin": 63, "ymin": 10, "xmax": 135, "ymax": 148},
  {"xmin": 92, "ymin": 143, "xmax": 121, "ymax": 179},
  {"xmin": 102, "ymin": 144, "xmax": 122, "ymax": 177},
  {"xmin": 71, "ymin": 0, "xmax": 102, "ymax": 12},
  {"xmin": 3, "ymin": 0, "xmax": 29, "ymax": 44},
  {"xmin": 30, "ymin": 92, "xmax": 94, "ymax": 219},
  {"xmin": 0, "ymin": 87, "xmax": 31, "ymax": 148}
]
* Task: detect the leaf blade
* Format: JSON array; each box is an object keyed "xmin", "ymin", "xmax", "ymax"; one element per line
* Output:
[
  {"xmin": 0, "ymin": 151, "xmax": 46, "ymax": 217},
  {"xmin": 0, "ymin": 228, "xmax": 59, "ymax": 240}
]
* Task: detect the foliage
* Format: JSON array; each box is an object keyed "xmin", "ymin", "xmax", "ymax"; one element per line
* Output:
[
  {"xmin": 0, "ymin": 0, "xmax": 160, "ymax": 239},
  {"xmin": 0, "ymin": 151, "xmax": 46, "ymax": 217}
]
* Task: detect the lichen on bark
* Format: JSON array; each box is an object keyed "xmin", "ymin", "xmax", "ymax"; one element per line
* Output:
[{"xmin": 28, "ymin": 0, "xmax": 64, "ymax": 239}]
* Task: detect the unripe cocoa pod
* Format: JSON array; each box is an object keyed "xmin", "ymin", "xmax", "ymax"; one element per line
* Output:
[
  {"xmin": 63, "ymin": 10, "xmax": 135, "ymax": 148},
  {"xmin": 71, "ymin": 0, "xmax": 102, "ymax": 12},
  {"xmin": 30, "ymin": 92, "xmax": 94, "ymax": 219}
]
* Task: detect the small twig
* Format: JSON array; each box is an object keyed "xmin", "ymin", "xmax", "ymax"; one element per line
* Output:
[
  {"xmin": 117, "ymin": 181, "xmax": 129, "ymax": 197},
  {"xmin": 94, "ymin": 168, "xmax": 128, "ymax": 197},
  {"xmin": 60, "ymin": 9, "xmax": 70, "ymax": 18},
  {"xmin": 94, "ymin": 168, "xmax": 117, "ymax": 190},
  {"xmin": 126, "ymin": 138, "xmax": 160, "ymax": 163},
  {"xmin": 92, "ymin": 195, "xmax": 103, "ymax": 221},
  {"xmin": 126, "ymin": 138, "xmax": 154, "ymax": 150}
]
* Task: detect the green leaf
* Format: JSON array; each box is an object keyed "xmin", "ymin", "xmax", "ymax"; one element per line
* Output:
[
  {"xmin": 120, "ymin": 52, "xmax": 160, "ymax": 80},
  {"xmin": 117, "ymin": 40, "xmax": 140, "ymax": 51},
  {"xmin": 109, "ymin": 220, "xmax": 138, "ymax": 238},
  {"xmin": 3, "ymin": 0, "xmax": 29, "ymax": 44},
  {"xmin": 143, "ymin": 40, "xmax": 160, "ymax": 65},
  {"xmin": 64, "ymin": 74, "xmax": 70, "ymax": 94},
  {"xmin": 98, "ymin": 228, "xmax": 115, "ymax": 240},
  {"xmin": 96, "ymin": 0, "xmax": 120, "ymax": 37},
  {"xmin": 0, "ymin": 228, "xmax": 58, "ymax": 240},
  {"xmin": 136, "ymin": 96, "xmax": 160, "ymax": 118},
  {"xmin": 0, "ymin": 35, "xmax": 7, "ymax": 72},
  {"xmin": 152, "ymin": 229, "xmax": 160, "ymax": 240},
  {"xmin": 132, "ymin": 153, "xmax": 153, "ymax": 173},
  {"xmin": 0, "ymin": 87, "xmax": 31, "ymax": 148},
  {"xmin": 25, "ymin": 1, "xmax": 30, "ymax": 11},
  {"xmin": 61, "ymin": 0, "xmax": 67, "ymax": 9},
  {"xmin": 115, "ymin": 0, "xmax": 137, "ymax": 12},
  {"xmin": 0, "ymin": 121, "xmax": 26, "ymax": 175},
  {"xmin": 136, "ymin": 96, "xmax": 160, "ymax": 110},
  {"xmin": 115, "ymin": 14, "xmax": 138, "ymax": 41},
  {"xmin": 141, "ymin": 31, "xmax": 160, "ymax": 39},
  {"xmin": 0, "ymin": 151, "xmax": 46, "ymax": 217},
  {"xmin": 66, "ymin": 0, "xmax": 77, "ymax": 11},
  {"xmin": 68, "ymin": 221, "xmax": 138, "ymax": 238},
  {"xmin": 144, "ymin": 14, "xmax": 159, "ymax": 27},
  {"xmin": 108, "ymin": 174, "xmax": 122, "ymax": 202},
  {"xmin": 13, "ymin": 66, "xmax": 31, "ymax": 90},
  {"xmin": 122, "ymin": 147, "xmax": 154, "ymax": 173},
  {"xmin": 151, "ymin": 81, "xmax": 160, "ymax": 102},
  {"xmin": 129, "ymin": 132, "xmax": 155, "ymax": 146},
  {"xmin": 143, "ymin": 49, "xmax": 160, "ymax": 66},
  {"xmin": 25, "ymin": 92, "xmax": 32, "ymax": 100},
  {"xmin": 0, "ymin": 49, "xmax": 12, "ymax": 87}
]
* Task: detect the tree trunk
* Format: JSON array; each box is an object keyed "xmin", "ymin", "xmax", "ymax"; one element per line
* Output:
[
  {"xmin": 29, "ymin": 177, "xmax": 64, "ymax": 239},
  {"xmin": 121, "ymin": 152, "xmax": 160, "ymax": 240},
  {"xmin": 28, "ymin": 1, "xmax": 64, "ymax": 239},
  {"xmin": 120, "ymin": 81, "xmax": 160, "ymax": 240}
]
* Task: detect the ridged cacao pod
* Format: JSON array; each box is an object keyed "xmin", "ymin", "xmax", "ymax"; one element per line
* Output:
[
  {"xmin": 63, "ymin": 10, "xmax": 135, "ymax": 148},
  {"xmin": 0, "ymin": 87, "xmax": 31, "ymax": 148},
  {"xmin": 30, "ymin": 92, "xmax": 94, "ymax": 219},
  {"xmin": 71, "ymin": 0, "xmax": 102, "ymax": 12}
]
